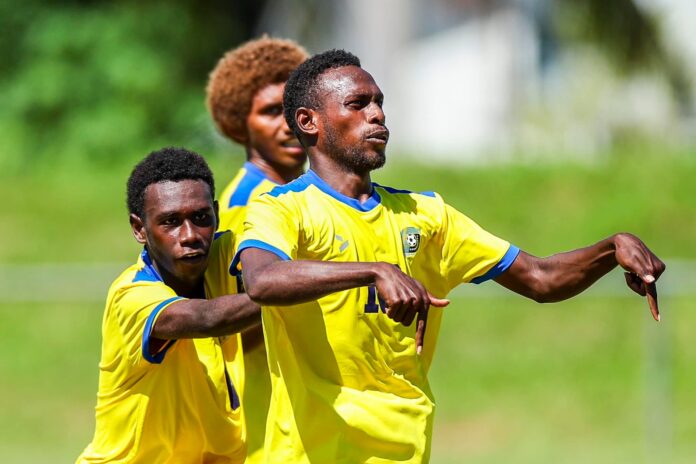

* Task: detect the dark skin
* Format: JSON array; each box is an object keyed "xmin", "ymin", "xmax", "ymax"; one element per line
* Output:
[
  {"xmin": 231, "ymin": 82, "xmax": 309, "ymax": 351},
  {"xmin": 237, "ymin": 82, "xmax": 307, "ymax": 184},
  {"xmin": 130, "ymin": 179, "xmax": 260, "ymax": 353},
  {"xmin": 241, "ymin": 65, "xmax": 665, "ymax": 354}
]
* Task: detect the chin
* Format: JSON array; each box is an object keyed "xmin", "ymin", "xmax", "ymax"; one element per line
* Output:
[
  {"xmin": 176, "ymin": 259, "xmax": 208, "ymax": 278},
  {"xmin": 362, "ymin": 151, "xmax": 386, "ymax": 170}
]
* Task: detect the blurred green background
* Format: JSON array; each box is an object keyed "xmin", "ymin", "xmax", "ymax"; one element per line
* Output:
[{"xmin": 1, "ymin": 1, "xmax": 695, "ymax": 463}]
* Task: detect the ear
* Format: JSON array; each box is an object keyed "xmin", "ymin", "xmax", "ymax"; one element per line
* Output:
[
  {"xmin": 296, "ymin": 107, "xmax": 318, "ymax": 137},
  {"xmin": 130, "ymin": 213, "xmax": 147, "ymax": 245},
  {"xmin": 213, "ymin": 200, "xmax": 220, "ymax": 230}
]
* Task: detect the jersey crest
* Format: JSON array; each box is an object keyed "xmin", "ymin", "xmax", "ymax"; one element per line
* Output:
[{"xmin": 401, "ymin": 227, "xmax": 421, "ymax": 257}]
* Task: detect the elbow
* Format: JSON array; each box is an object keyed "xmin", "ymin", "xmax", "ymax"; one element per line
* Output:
[
  {"xmin": 244, "ymin": 284, "xmax": 265, "ymax": 304},
  {"xmin": 529, "ymin": 291, "xmax": 555, "ymax": 304},
  {"xmin": 243, "ymin": 274, "xmax": 272, "ymax": 305}
]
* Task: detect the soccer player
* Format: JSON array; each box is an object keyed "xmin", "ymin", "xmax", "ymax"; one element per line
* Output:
[
  {"xmin": 205, "ymin": 36, "xmax": 308, "ymax": 462},
  {"xmin": 235, "ymin": 50, "xmax": 666, "ymax": 463},
  {"xmin": 77, "ymin": 147, "xmax": 260, "ymax": 463},
  {"xmin": 206, "ymin": 36, "xmax": 308, "ymax": 234}
]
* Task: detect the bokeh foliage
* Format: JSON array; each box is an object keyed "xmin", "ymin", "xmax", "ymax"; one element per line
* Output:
[{"xmin": 0, "ymin": 0, "xmax": 265, "ymax": 174}]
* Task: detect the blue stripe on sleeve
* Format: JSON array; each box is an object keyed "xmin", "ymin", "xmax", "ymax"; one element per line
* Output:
[
  {"xmin": 141, "ymin": 296, "xmax": 183, "ymax": 364},
  {"xmin": 229, "ymin": 239, "xmax": 292, "ymax": 276},
  {"xmin": 471, "ymin": 244, "xmax": 521, "ymax": 284}
]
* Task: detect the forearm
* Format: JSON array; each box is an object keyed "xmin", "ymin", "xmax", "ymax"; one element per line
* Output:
[
  {"xmin": 152, "ymin": 294, "xmax": 261, "ymax": 339},
  {"xmin": 243, "ymin": 259, "xmax": 380, "ymax": 306},
  {"xmin": 497, "ymin": 236, "xmax": 619, "ymax": 303},
  {"xmin": 533, "ymin": 236, "xmax": 618, "ymax": 301}
]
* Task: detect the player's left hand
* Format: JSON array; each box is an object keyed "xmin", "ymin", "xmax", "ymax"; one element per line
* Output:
[{"xmin": 614, "ymin": 233, "xmax": 666, "ymax": 321}]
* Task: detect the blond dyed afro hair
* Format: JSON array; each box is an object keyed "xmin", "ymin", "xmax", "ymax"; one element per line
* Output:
[{"xmin": 206, "ymin": 36, "xmax": 308, "ymax": 144}]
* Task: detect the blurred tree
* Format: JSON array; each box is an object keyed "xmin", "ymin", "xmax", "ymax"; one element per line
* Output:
[
  {"xmin": 0, "ymin": 0, "xmax": 267, "ymax": 173},
  {"xmin": 552, "ymin": 0, "xmax": 692, "ymax": 114}
]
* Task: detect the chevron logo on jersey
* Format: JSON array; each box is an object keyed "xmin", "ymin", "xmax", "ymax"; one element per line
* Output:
[{"xmin": 401, "ymin": 227, "xmax": 421, "ymax": 257}]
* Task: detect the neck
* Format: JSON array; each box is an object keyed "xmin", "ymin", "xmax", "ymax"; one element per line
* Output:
[
  {"xmin": 246, "ymin": 150, "xmax": 304, "ymax": 184},
  {"xmin": 309, "ymin": 155, "xmax": 373, "ymax": 201},
  {"xmin": 151, "ymin": 260, "xmax": 205, "ymax": 299}
]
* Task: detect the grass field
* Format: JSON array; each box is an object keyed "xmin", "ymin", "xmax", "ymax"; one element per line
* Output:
[
  {"xmin": 1, "ymin": 295, "xmax": 693, "ymax": 463},
  {"xmin": 1, "ymin": 151, "xmax": 694, "ymax": 462}
]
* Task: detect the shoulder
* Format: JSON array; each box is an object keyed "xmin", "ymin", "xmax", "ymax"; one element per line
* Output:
[
  {"xmin": 208, "ymin": 230, "xmax": 235, "ymax": 269},
  {"xmin": 107, "ymin": 263, "xmax": 176, "ymax": 314},
  {"xmin": 264, "ymin": 175, "xmax": 311, "ymax": 199},
  {"xmin": 373, "ymin": 183, "xmax": 438, "ymax": 200},
  {"xmin": 374, "ymin": 183, "xmax": 444, "ymax": 211},
  {"xmin": 219, "ymin": 166, "xmax": 273, "ymax": 211}
]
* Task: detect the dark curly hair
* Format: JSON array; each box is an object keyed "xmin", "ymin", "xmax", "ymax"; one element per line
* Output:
[
  {"xmin": 206, "ymin": 36, "xmax": 308, "ymax": 144},
  {"xmin": 283, "ymin": 49, "xmax": 361, "ymax": 138},
  {"xmin": 127, "ymin": 147, "xmax": 215, "ymax": 218}
]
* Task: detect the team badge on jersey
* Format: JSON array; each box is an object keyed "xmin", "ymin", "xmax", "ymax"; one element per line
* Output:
[{"xmin": 401, "ymin": 227, "xmax": 421, "ymax": 257}]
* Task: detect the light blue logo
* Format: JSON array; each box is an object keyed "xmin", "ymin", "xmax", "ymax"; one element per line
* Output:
[
  {"xmin": 401, "ymin": 227, "xmax": 421, "ymax": 256},
  {"xmin": 335, "ymin": 234, "xmax": 349, "ymax": 252}
]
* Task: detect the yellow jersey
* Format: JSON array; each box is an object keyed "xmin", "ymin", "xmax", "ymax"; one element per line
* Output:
[
  {"xmin": 218, "ymin": 162, "xmax": 278, "ymax": 235},
  {"xmin": 236, "ymin": 170, "xmax": 519, "ymax": 463},
  {"xmin": 77, "ymin": 231, "xmax": 247, "ymax": 464},
  {"xmin": 217, "ymin": 161, "xmax": 277, "ymax": 464}
]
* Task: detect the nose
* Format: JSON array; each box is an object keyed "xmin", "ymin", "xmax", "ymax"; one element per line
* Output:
[
  {"xmin": 179, "ymin": 220, "xmax": 200, "ymax": 246},
  {"xmin": 367, "ymin": 102, "xmax": 385, "ymax": 125}
]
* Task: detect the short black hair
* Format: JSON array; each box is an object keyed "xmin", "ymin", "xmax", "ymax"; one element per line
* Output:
[
  {"xmin": 127, "ymin": 147, "xmax": 215, "ymax": 218},
  {"xmin": 283, "ymin": 49, "xmax": 361, "ymax": 137}
]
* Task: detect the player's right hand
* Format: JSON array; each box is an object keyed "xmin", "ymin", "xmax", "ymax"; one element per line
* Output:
[{"xmin": 373, "ymin": 262, "xmax": 449, "ymax": 352}]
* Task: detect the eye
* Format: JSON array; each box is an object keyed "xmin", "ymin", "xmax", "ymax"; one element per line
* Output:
[
  {"xmin": 262, "ymin": 104, "xmax": 283, "ymax": 116},
  {"xmin": 161, "ymin": 217, "xmax": 179, "ymax": 226},
  {"xmin": 193, "ymin": 212, "xmax": 214, "ymax": 226}
]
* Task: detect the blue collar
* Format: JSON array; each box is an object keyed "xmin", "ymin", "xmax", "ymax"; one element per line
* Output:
[
  {"xmin": 243, "ymin": 161, "xmax": 274, "ymax": 183},
  {"xmin": 133, "ymin": 248, "xmax": 164, "ymax": 283},
  {"xmin": 303, "ymin": 169, "xmax": 381, "ymax": 212}
]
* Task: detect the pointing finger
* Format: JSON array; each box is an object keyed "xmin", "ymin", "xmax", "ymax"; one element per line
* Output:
[
  {"xmin": 644, "ymin": 282, "xmax": 660, "ymax": 322},
  {"xmin": 415, "ymin": 307, "xmax": 429, "ymax": 355}
]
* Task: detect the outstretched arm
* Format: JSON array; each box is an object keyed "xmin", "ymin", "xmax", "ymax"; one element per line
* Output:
[
  {"xmin": 240, "ymin": 247, "xmax": 448, "ymax": 352},
  {"xmin": 152, "ymin": 293, "xmax": 261, "ymax": 339},
  {"xmin": 494, "ymin": 233, "xmax": 665, "ymax": 320}
]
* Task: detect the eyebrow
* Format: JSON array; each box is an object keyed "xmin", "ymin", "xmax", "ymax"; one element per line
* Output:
[
  {"xmin": 345, "ymin": 91, "xmax": 384, "ymax": 101},
  {"xmin": 153, "ymin": 206, "xmax": 212, "ymax": 219}
]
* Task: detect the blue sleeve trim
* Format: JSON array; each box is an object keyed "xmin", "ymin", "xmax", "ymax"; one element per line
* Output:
[
  {"xmin": 141, "ymin": 296, "xmax": 183, "ymax": 364},
  {"xmin": 471, "ymin": 244, "xmax": 520, "ymax": 284},
  {"xmin": 229, "ymin": 239, "xmax": 292, "ymax": 276}
]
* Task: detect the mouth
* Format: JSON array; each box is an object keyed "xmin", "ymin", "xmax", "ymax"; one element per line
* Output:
[
  {"xmin": 279, "ymin": 137, "xmax": 305, "ymax": 156},
  {"xmin": 280, "ymin": 138, "xmax": 303, "ymax": 149},
  {"xmin": 179, "ymin": 252, "xmax": 207, "ymax": 264},
  {"xmin": 365, "ymin": 129, "xmax": 390, "ymax": 144}
]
